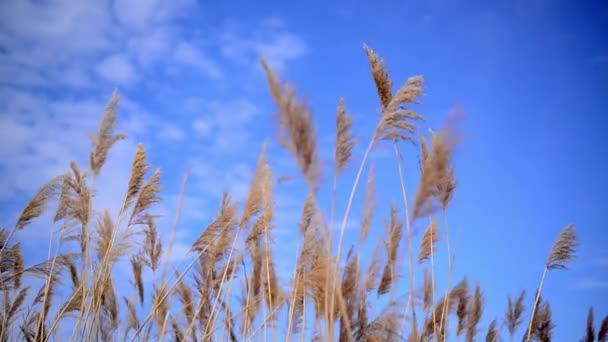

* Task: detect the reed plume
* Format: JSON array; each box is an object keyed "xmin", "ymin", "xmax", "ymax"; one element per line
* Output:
[
  {"xmin": 485, "ymin": 319, "xmax": 498, "ymax": 342},
  {"xmin": 89, "ymin": 89, "xmax": 126, "ymax": 176},
  {"xmin": 527, "ymin": 224, "xmax": 578, "ymax": 341},
  {"xmin": 586, "ymin": 307, "xmax": 595, "ymax": 342},
  {"xmin": 466, "ymin": 282, "xmax": 484, "ymax": 342},
  {"xmin": 378, "ymin": 204, "xmax": 403, "ymax": 295},
  {"xmin": 335, "ymin": 97, "xmax": 357, "ymax": 175},
  {"xmin": 260, "ymin": 57, "xmax": 322, "ymax": 191},
  {"xmin": 599, "ymin": 315, "xmax": 608, "ymax": 342},
  {"xmin": 506, "ymin": 290, "xmax": 526, "ymax": 339}
]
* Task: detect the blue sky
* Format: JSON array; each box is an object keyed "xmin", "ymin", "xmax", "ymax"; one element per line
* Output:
[{"xmin": 0, "ymin": 0, "xmax": 607, "ymax": 340}]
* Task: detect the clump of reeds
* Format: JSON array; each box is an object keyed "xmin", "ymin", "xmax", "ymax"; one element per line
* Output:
[{"xmin": 0, "ymin": 45, "xmax": 596, "ymax": 342}]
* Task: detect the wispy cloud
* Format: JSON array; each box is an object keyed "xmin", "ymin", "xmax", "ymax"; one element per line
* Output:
[
  {"xmin": 96, "ymin": 54, "xmax": 138, "ymax": 85},
  {"xmin": 174, "ymin": 42, "xmax": 224, "ymax": 79},
  {"xmin": 576, "ymin": 279, "xmax": 608, "ymax": 289}
]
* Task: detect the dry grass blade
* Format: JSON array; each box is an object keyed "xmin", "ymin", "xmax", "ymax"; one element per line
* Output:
[
  {"xmin": 378, "ymin": 204, "xmax": 403, "ymax": 295},
  {"xmin": 335, "ymin": 97, "xmax": 357, "ymax": 175},
  {"xmin": 485, "ymin": 319, "xmax": 498, "ymax": 342},
  {"xmin": 418, "ymin": 219, "xmax": 439, "ymax": 263},
  {"xmin": 363, "ymin": 43, "xmax": 393, "ymax": 109},
  {"xmin": 260, "ymin": 57, "xmax": 322, "ymax": 190},
  {"xmin": 14, "ymin": 176, "xmax": 62, "ymax": 231},
  {"xmin": 546, "ymin": 224, "xmax": 578, "ymax": 270},
  {"xmin": 506, "ymin": 290, "xmax": 525, "ymax": 337},
  {"xmin": 586, "ymin": 307, "xmax": 595, "ymax": 342},
  {"xmin": 89, "ymin": 89, "xmax": 126, "ymax": 176},
  {"xmin": 359, "ymin": 164, "xmax": 376, "ymax": 244},
  {"xmin": 599, "ymin": 315, "xmax": 608, "ymax": 342},
  {"xmin": 466, "ymin": 282, "xmax": 483, "ymax": 342}
]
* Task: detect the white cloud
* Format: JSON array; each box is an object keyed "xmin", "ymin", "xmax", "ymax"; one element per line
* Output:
[
  {"xmin": 187, "ymin": 98, "xmax": 262, "ymax": 151},
  {"xmin": 129, "ymin": 27, "xmax": 175, "ymax": 66},
  {"xmin": 96, "ymin": 54, "xmax": 138, "ymax": 85},
  {"xmin": 193, "ymin": 119, "xmax": 212, "ymax": 136},
  {"xmin": 112, "ymin": 0, "xmax": 195, "ymax": 31},
  {"xmin": 174, "ymin": 42, "xmax": 224, "ymax": 79},
  {"xmin": 220, "ymin": 19, "xmax": 308, "ymax": 72},
  {"xmin": 159, "ymin": 124, "xmax": 186, "ymax": 142}
]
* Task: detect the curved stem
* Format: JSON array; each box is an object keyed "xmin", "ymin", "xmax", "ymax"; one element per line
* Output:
[
  {"xmin": 526, "ymin": 267, "xmax": 547, "ymax": 341},
  {"xmin": 392, "ymin": 141, "xmax": 418, "ymax": 337}
]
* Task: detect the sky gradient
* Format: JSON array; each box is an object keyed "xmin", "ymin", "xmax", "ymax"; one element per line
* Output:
[{"xmin": 0, "ymin": 0, "xmax": 607, "ymax": 340}]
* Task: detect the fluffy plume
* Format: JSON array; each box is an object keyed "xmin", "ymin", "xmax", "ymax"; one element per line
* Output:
[
  {"xmin": 359, "ymin": 164, "xmax": 376, "ymax": 244},
  {"xmin": 364, "ymin": 242, "xmax": 382, "ymax": 292},
  {"xmin": 89, "ymin": 89, "xmax": 126, "ymax": 176},
  {"xmin": 363, "ymin": 44, "xmax": 393, "ymax": 109},
  {"xmin": 418, "ymin": 219, "xmax": 440, "ymax": 263},
  {"xmin": 129, "ymin": 169, "xmax": 161, "ymax": 226},
  {"xmin": 451, "ymin": 278, "xmax": 469, "ymax": 336},
  {"xmin": 131, "ymin": 256, "xmax": 144, "ymax": 305},
  {"xmin": 142, "ymin": 214, "xmax": 162, "ymax": 271},
  {"xmin": 586, "ymin": 307, "xmax": 595, "ymax": 342},
  {"xmin": 529, "ymin": 299, "xmax": 554, "ymax": 342},
  {"xmin": 378, "ymin": 204, "xmax": 403, "ymax": 295},
  {"xmin": 260, "ymin": 58, "xmax": 322, "ymax": 190},
  {"xmin": 422, "ymin": 267, "xmax": 433, "ymax": 313},
  {"xmin": 123, "ymin": 143, "xmax": 150, "ymax": 213},
  {"xmin": 599, "ymin": 315, "xmax": 608, "ymax": 342},
  {"xmin": 241, "ymin": 143, "xmax": 269, "ymax": 229},
  {"xmin": 546, "ymin": 224, "xmax": 578, "ymax": 270},
  {"xmin": 299, "ymin": 193, "xmax": 316, "ymax": 236},
  {"xmin": 466, "ymin": 282, "xmax": 483, "ymax": 342},
  {"xmin": 335, "ymin": 97, "xmax": 357, "ymax": 175},
  {"xmin": 506, "ymin": 290, "xmax": 525, "ymax": 337},
  {"xmin": 14, "ymin": 176, "xmax": 62, "ymax": 230},
  {"xmin": 485, "ymin": 319, "xmax": 498, "ymax": 342},
  {"xmin": 412, "ymin": 112, "xmax": 461, "ymax": 220}
]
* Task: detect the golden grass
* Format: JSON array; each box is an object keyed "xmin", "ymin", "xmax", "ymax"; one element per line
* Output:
[{"xmin": 0, "ymin": 46, "xmax": 599, "ymax": 342}]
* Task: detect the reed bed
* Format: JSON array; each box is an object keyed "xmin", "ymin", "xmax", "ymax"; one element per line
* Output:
[{"xmin": 0, "ymin": 45, "xmax": 603, "ymax": 342}]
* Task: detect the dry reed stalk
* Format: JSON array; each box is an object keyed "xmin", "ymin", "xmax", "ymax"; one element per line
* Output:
[
  {"xmin": 130, "ymin": 228, "xmax": 224, "ymax": 341},
  {"xmin": 327, "ymin": 97, "xmax": 356, "ymax": 336},
  {"xmin": 506, "ymin": 290, "xmax": 525, "ymax": 340},
  {"xmin": 359, "ymin": 165, "xmax": 376, "ymax": 244},
  {"xmin": 528, "ymin": 299, "xmax": 554, "ymax": 342},
  {"xmin": 363, "ymin": 45, "xmax": 426, "ymax": 332},
  {"xmin": 526, "ymin": 224, "xmax": 577, "ymax": 341}
]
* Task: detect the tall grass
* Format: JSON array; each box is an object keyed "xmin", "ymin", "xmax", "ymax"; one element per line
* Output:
[{"xmin": 0, "ymin": 45, "xmax": 603, "ymax": 342}]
